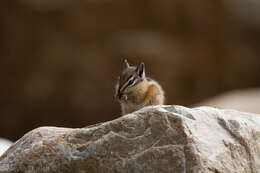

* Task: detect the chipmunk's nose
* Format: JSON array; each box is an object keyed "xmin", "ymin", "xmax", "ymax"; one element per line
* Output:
[
  {"xmin": 118, "ymin": 93, "xmax": 124, "ymax": 99},
  {"xmin": 118, "ymin": 93, "xmax": 127, "ymax": 100}
]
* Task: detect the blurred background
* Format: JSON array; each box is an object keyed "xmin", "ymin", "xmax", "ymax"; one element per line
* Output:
[{"xmin": 1, "ymin": 0, "xmax": 260, "ymax": 141}]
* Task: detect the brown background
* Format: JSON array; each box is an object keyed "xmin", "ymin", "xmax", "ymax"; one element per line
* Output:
[{"xmin": 1, "ymin": 0, "xmax": 260, "ymax": 140}]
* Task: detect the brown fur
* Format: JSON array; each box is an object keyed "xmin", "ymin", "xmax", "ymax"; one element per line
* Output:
[
  {"xmin": 143, "ymin": 84, "xmax": 160, "ymax": 105},
  {"xmin": 115, "ymin": 60, "xmax": 165, "ymax": 115},
  {"xmin": 119, "ymin": 79, "xmax": 164, "ymax": 115}
]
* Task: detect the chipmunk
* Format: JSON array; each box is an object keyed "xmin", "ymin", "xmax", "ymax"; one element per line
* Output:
[{"xmin": 115, "ymin": 60, "xmax": 165, "ymax": 115}]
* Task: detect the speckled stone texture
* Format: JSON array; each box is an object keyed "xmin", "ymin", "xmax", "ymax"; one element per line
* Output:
[{"xmin": 0, "ymin": 105, "xmax": 260, "ymax": 173}]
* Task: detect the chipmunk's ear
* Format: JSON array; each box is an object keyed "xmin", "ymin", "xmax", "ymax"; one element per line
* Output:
[
  {"xmin": 137, "ymin": 62, "xmax": 145, "ymax": 78},
  {"xmin": 123, "ymin": 59, "xmax": 130, "ymax": 69}
]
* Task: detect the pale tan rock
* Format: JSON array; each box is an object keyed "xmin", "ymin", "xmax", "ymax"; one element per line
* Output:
[
  {"xmin": 0, "ymin": 105, "xmax": 259, "ymax": 173},
  {"xmin": 196, "ymin": 88, "xmax": 260, "ymax": 114}
]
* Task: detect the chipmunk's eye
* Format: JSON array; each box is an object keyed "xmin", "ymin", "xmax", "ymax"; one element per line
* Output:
[{"xmin": 128, "ymin": 79, "xmax": 134, "ymax": 85}]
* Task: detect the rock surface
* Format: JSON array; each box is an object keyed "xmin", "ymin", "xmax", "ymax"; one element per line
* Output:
[
  {"xmin": 0, "ymin": 139, "xmax": 12, "ymax": 157},
  {"xmin": 0, "ymin": 105, "xmax": 260, "ymax": 173}
]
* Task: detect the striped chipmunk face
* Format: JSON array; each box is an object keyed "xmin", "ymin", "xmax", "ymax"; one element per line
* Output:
[{"xmin": 115, "ymin": 59, "xmax": 145, "ymax": 101}]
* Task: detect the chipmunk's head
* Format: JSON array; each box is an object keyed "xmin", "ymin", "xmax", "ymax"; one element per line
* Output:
[{"xmin": 115, "ymin": 59, "xmax": 146, "ymax": 101}]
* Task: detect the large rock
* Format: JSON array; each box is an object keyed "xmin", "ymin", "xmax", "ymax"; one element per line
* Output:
[
  {"xmin": 0, "ymin": 139, "xmax": 12, "ymax": 157},
  {"xmin": 0, "ymin": 105, "xmax": 260, "ymax": 173}
]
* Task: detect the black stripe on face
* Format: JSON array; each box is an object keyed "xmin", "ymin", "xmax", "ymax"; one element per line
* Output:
[
  {"xmin": 119, "ymin": 75, "xmax": 134, "ymax": 92},
  {"xmin": 124, "ymin": 76, "xmax": 143, "ymax": 91},
  {"xmin": 125, "ymin": 75, "xmax": 133, "ymax": 84},
  {"xmin": 128, "ymin": 77, "xmax": 135, "ymax": 85},
  {"xmin": 117, "ymin": 84, "xmax": 121, "ymax": 97}
]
